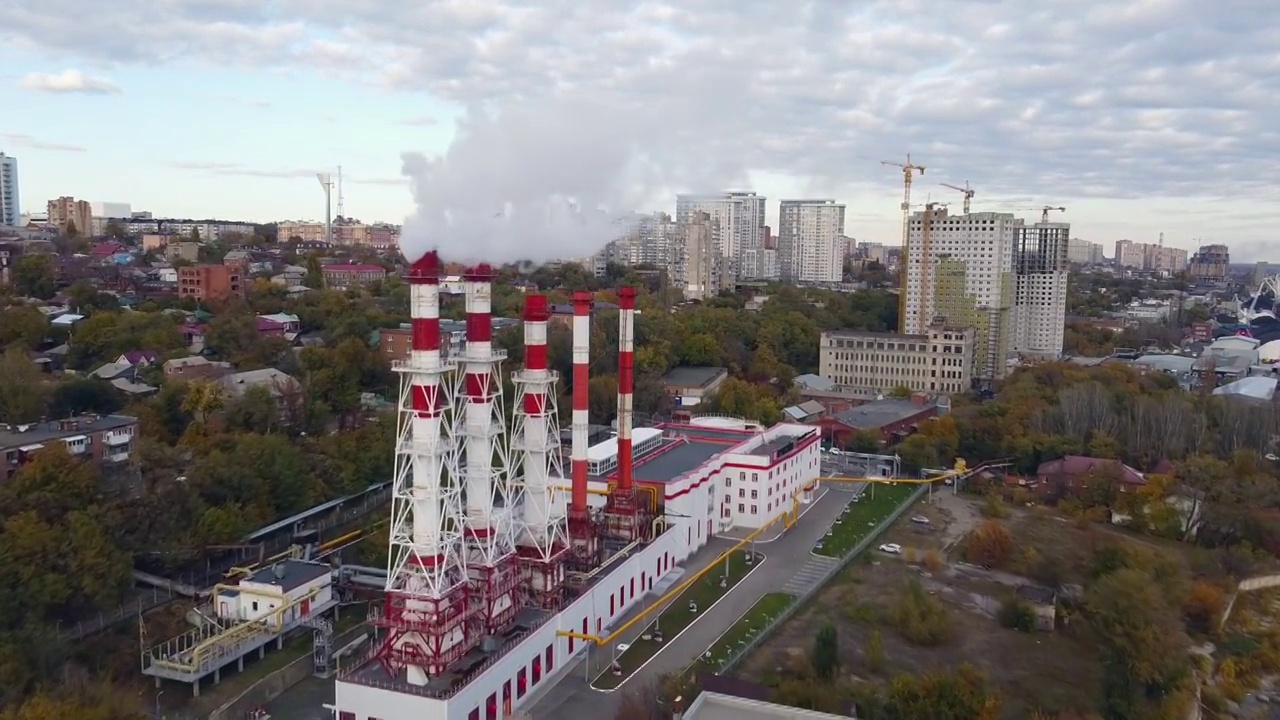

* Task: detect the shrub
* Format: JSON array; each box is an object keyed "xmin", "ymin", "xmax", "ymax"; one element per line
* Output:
[
  {"xmin": 965, "ymin": 520, "xmax": 1014, "ymax": 568},
  {"xmin": 922, "ymin": 550, "xmax": 945, "ymax": 571},
  {"xmin": 998, "ymin": 596, "xmax": 1038, "ymax": 633},
  {"xmin": 811, "ymin": 623, "xmax": 839, "ymax": 682},
  {"xmin": 981, "ymin": 493, "xmax": 1008, "ymax": 518},
  {"xmin": 864, "ymin": 629, "xmax": 886, "ymax": 673},
  {"xmin": 1182, "ymin": 580, "xmax": 1225, "ymax": 635},
  {"xmin": 891, "ymin": 579, "xmax": 952, "ymax": 646}
]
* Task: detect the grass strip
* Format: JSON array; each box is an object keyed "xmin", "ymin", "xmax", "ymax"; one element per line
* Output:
[
  {"xmin": 691, "ymin": 592, "xmax": 795, "ymax": 674},
  {"xmin": 813, "ymin": 482, "xmax": 917, "ymax": 557}
]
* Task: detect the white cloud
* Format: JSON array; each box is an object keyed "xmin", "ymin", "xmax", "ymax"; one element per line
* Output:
[
  {"xmin": 400, "ymin": 115, "xmax": 438, "ymax": 127},
  {"xmin": 20, "ymin": 69, "xmax": 121, "ymax": 94},
  {"xmin": 0, "ymin": 132, "xmax": 87, "ymax": 153},
  {"xmin": 172, "ymin": 161, "xmax": 321, "ymax": 178},
  {"xmin": 3, "ymin": 0, "xmax": 1278, "ymax": 256}
]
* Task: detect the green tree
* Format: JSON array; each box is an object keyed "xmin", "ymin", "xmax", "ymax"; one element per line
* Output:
[
  {"xmin": 0, "ymin": 347, "xmax": 48, "ymax": 423},
  {"xmin": 885, "ymin": 663, "xmax": 1000, "ymax": 720},
  {"xmin": 304, "ymin": 254, "xmax": 324, "ymax": 289},
  {"xmin": 103, "ymin": 221, "xmax": 125, "ymax": 239},
  {"xmin": 811, "ymin": 622, "xmax": 839, "ymax": 681},
  {"xmin": 0, "ymin": 306, "xmax": 50, "ymax": 349},
  {"xmin": 12, "ymin": 255, "xmax": 55, "ymax": 299}
]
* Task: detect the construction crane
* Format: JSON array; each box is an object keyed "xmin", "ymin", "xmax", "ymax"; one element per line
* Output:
[
  {"xmin": 939, "ymin": 181, "xmax": 975, "ymax": 214},
  {"xmin": 881, "ymin": 154, "xmax": 926, "ymax": 332},
  {"xmin": 1039, "ymin": 205, "xmax": 1066, "ymax": 223}
]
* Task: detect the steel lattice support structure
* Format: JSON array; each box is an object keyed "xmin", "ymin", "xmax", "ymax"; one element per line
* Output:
[
  {"xmin": 566, "ymin": 291, "xmax": 597, "ymax": 564},
  {"xmin": 375, "ymin": 251, "xmax": 476, "ymax": 684},
  {"xmin": 511, "ymin": 294, "xmax": 569, "ymax": 609},
  {"xmin": 604, "ymin": 286, "xmax": 642, "ymax": 542},
  {"xmin": 457, "ymin": 265, "xmax": 519, "ymax": 636}
]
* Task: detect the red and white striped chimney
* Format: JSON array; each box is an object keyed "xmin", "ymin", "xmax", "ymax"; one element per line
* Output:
[
  {"xmin": 462, "ymin": 264, "xmax": 496, "ymax": 537},
  {"xmin": 570, "ymin": 292, "xmax": 592, "ymax": 514},
  {"xmin": 405, "ymin": 250, "xmax": 444, "ymax": 564},
  {"xmin": 519, "ymin": 294, "xmax": 554, "ymax": 542},
  {"xmin": 616, "ymin": 287, "xmax": 636, "ymax": 493}
]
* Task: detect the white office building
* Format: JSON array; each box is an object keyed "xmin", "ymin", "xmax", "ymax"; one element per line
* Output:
[
  {"xmin": 778, "ymin": 199, "xmax": 846, "ymax": 285},
  {"xmin": 904, "ymin": 208, "xmax": 1017, "ymax": 381},
  {"xmin": 0, "ymin": 153, "xmax": 18, "ymax": 227},
  {"xmin": 1012, "ymin": 223, "xmax": 1070, "ymax": 357},
  {"xmin": 90, "ymin": 201, "xmax": 132, "ymax": 220},
  {"xmin": 675, "ymin": 192, "xmax": 766, "ymax": 280}
]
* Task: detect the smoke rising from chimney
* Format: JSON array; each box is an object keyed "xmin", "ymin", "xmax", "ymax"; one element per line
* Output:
[{"xmin": 396, "ymin": 91, "xmax": 748, "ymax": 265}]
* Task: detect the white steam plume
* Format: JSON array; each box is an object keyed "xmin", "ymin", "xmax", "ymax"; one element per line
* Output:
[{"xmin": 397, "ymin": 91, "xmax": 748, "ymax": 265}]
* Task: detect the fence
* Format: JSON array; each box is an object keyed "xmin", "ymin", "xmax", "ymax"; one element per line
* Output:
[
  {"xmin": 717, "ymin": 484, "xmax": 928, "ymax": 673},
  {"xmin": 59, "ymin": 586, "xmax": 177, "ymax": 642}
]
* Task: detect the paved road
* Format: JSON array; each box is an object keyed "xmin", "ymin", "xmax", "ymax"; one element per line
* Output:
[{"xmin": 526, "ymin": 487, "xmax": 851, "ymax": 720}]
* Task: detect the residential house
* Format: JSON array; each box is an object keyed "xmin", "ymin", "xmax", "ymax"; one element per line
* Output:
[
  {"xmin": 782, "ymin": 400, "xmax": 826, "ymax": 423},
  {"xmin": 661, "ymin": 366, "xmax": 728, "ymax": 408},
  {"xmin": 218, "ymin": 368, "xmax": 302, "ymax": 406},
  {"xmin": 91, "ymin": 361, "xmax": 137, "ymax": 382},
  {"xmin": 163, "ymin": 356, "xmax": 233, "ymax": 381},
  {"xmin": 0, "ymin": 414, "xmax": 138, "ymax": 481},
  {"xmin": 258, "ymin": 313, "xmax": 301, "ymax": 334},
  {"xmin": 165, "ymin": 243, "xmax": 200, "ymax": 263},
  {"xmin": 271, "ymin": 265, "xmax": 306, "ymax": 287},
  {"xmin": 256, "ymin": 316, "xmax": 288, "ymax": 338},
  {"xmin": 320, "ymin": 263, "xmax": 386, "ymax": 289},
  {"xmin": 223, "ymin": 250, "xmax": 252, "ymax": 275},
  {"xmin": 179, "ymin": 264, "xmax": 244, "ymax": 302},
  {"xmin": 91, "ymin": 241, "xmax": 128, "ymax": 260},
  {"xmin": 377, "ymin": 317, "xmax": 520, "ymax": 365},
  {"xmin": 813, "ymin": 396, "xmax": 939, "ymax": 447},
  {"xmin": 1035, "ymin": 455, "xmax": 1146, "ymax": 500},
  {"xmin": 117, "ymin": 350, "xmax": 160, "ymax": 367}
]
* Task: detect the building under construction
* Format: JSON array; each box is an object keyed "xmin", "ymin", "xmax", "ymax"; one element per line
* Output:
[{"xmin": 307, "ymin": 251, "xmax": 825, "ymax": 720}]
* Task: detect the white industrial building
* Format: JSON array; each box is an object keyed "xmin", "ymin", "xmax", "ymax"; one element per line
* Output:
[
  {"xmin": 332, "ymin": 419, "xmax": 820, "ymax": 720},
  {"xmin": 777, "ymin": 199, "xmax": 846, "ymax": 286},
  {"xmin": 215, "ymin": 560, "xmax": 334, "ymax": 629}
]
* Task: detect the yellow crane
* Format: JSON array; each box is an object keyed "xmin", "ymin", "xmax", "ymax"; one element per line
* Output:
[
  {"xmin": 939, "ymin": 181, "xmax": 975, "ymax": 214},
  {"xmin": 881, "ymin": 155, "xmax": 926, "ymax": 332}
]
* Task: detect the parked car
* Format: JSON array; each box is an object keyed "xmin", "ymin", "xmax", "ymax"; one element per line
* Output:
[
  {"xmin": 911, "ymin": 516, "xmax": 930, "ymax": 524},
  {"xmin": 878, "ymin": 543, "xmax": 902, "ymax": 554}
]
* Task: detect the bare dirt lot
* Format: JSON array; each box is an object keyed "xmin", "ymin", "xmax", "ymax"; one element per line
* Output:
[{"xmin": 733, "ymin": 493, "xmax": 1165, "ymax": 718}]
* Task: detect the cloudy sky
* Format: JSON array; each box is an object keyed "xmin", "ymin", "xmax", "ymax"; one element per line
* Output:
[{"xmin": 2, "ymin": 0, "xmax": 1277, "ymax": 261}]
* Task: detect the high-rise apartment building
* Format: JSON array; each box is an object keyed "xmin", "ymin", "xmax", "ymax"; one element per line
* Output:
[
  {"xmin": 1189, "ymin": 244, "xmax": 1230, "ymax": 280},
  {"xmin": 0, "ymin": 153, "xmax": 17, "ymax": 227},
  {"xmin": 675, "ymin": 192, "xmax": 766, "ymax": 280},
  {"xmin": 46, "ymin": 196, "xmax": 92, "ymax": 236},
  {"xmin": 903, "ymin": 208, "xmax": 1016, "ymax": 381},
  {"xmin": 1013, "ymin": 223, "xmax": 1070, "ymax": 356},
  {"xmin": 1113, "ymin": 239, "xmax": 1187, "ymax": 274},
  {"xmin": 1066, "ymin": 238, "xmax": 1104, "ymax": 265},
  {"xmin": 672, "ymin": 211, "xmax": 722, "ymax": 300},
  {"xmin": 777, "ymin": 199, "xmax": 846, "ymax": 285}
]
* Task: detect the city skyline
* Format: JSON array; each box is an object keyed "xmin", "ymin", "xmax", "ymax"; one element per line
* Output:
[{"xmin": 2, "ymin": 1, "xmax": 1277, "ymax": 261}]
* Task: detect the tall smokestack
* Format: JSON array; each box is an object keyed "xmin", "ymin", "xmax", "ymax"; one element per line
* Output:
[
  {"xmin": 616, "ymin": 287, "xmax": 636, "ymax": 493},
  {"xmin": 406, "ymin": 251, "xmax": 445, "ymax": 565},
  {"xmin": 462, "ymin": 264, "xmax": 497, "ymax": 539},
  {"xmin": 520, "ymin": 294, "xmax": 552, "ymax": 542},
  {"xmin": 570, "ymin": 292, "xmax": 592, "ymax": 513}
]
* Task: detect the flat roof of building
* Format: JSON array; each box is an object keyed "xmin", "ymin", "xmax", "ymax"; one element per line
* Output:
[
  {"xmin": 686, "ymin": 692, "xmax": 849, "ymax": 719},
  {"xmin": 244, "ymin": 559, "xmax": 332, "ymax": 592},
  {"xmin": 586, "ymin": 427, "xmax": 664, "ymax": 463},
  {"xmin": 833, "ymin": 399, "xmax": 930, "ymax": 430},
  {"xmin": 662, "ymin": 366, "xmax": 727, "ymax": 389},
  {"xmin": 630, "ymin": 439, "xmax": 728, "ymax": 483},
  {"xmin": 0, "ymin": 414, "xmax": 136, "ymax": 450}
]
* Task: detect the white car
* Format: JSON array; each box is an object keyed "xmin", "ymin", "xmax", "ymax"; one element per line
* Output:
[
  {"xmin": 878, "ymin": 543, "xmax": 902, "ymax": 554},
  {"xmin": 911, "ymin": 516, "xmax": 930, "ymax": 524}
]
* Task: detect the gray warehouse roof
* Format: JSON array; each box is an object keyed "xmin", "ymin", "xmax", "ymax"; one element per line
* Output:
[
  {"xmin": 663, "ymin": 366, "xmax": 727, "ymax": 389},
  {"xmin": 834, "ymin": 399, "xmax": 930, "ymax": 429},
  {"xmin": 0, "ymin": 414, "xmax": 136, "ymax": 450},
  {"xmin": 245, "ymin": 560, "xmax": 331, "ymax": 592}
]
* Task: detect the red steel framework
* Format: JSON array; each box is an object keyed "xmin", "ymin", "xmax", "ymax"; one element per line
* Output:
[{"xmin": 373, "ymin": 250, "xmax": 477, "ymax": 680}]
